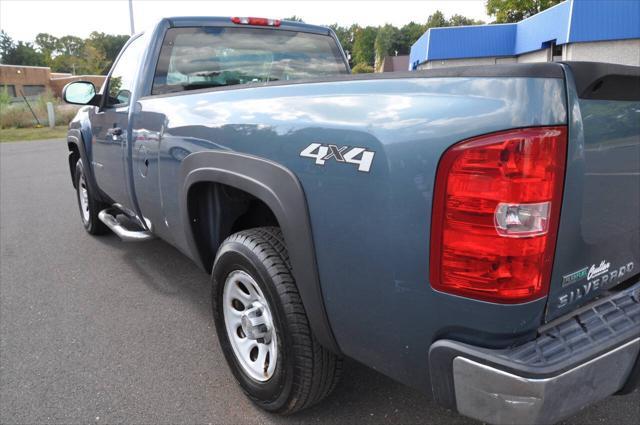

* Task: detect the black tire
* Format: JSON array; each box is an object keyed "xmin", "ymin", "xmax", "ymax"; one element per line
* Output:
[
  {"xmin": 212, "ymin": 227, "xmax": 342, "ymax": 414},
  {"xmin": 74, "ymin": 159, "xmax": 109, "ymax": 235}
]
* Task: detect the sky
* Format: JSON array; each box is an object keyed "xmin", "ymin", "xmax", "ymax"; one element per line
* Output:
[{"xmin": 0, "ymin": 0, "xmax": 491, "ymax": 42}]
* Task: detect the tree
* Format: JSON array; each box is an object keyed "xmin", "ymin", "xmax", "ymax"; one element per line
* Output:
[
  {"xmin": 0, "ymin": 31, "xmax": 45, "ymax": 67},
  {"xmin": 81, "ymin": 44, "xmax": 108, "ymax": 75},
  {"xmin": 399, "ymin": 22, "xmax": 427, "ymax": 53},
  {"xmin": 329, "ymin": 24, "xmax": 360, "ymax": 65},
  {"xmin": 0, "ymin": 31, "xmax": 14, "ymax": 63},
  {"xmin": 34, "ymin": 33, "xmax": 60, "ymax": 54},
  {"xmin": 486, "ymin": 0, "xmax": 563, "ymax": 23},
  {"xmin": 12, "ymin": 42, "xmax": 46, "ymax": 66},
  {"xmin": 351, "ymin": 63, "xmax": 374, "ymax": 73},
  {"xmin": 50, "ymin": 53, "xmax": 82, "ymax": 74},
  {"xmin": 1, "ymin": 11, "xmax": 489, "ymax": 74},
  {"xmin": 448, "ymin": 14, "xmax": 485, "ymax": 26},
  {"xmin": 425, "ymin": 10, "xmax": 448, "ymax": 29},
  {"xmin": 58, "ymin": 35, "xmax": 85, "ymax": 56},
  {"xmin": 86, "ymin": 32, "xmax": 129, "ymax": 73},
  {"xmin": 374, "ymin": 24, "xmax": 401, "ymax": 69},
  {"xmin": 34, "ymin": 33, "xmax": 60, "ymax": 66},
  {"xmin": 2, "ymin": 30, "xmax": 130, "ymax": 74},
  {"xmin": 352, "ymin": 26, "xmax": 377, "ymax": 67}
]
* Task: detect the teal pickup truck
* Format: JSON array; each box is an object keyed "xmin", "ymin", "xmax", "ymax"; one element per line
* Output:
[{"xmin": 62, "ymin": 16, "xmax": 640, "ymax": 424}]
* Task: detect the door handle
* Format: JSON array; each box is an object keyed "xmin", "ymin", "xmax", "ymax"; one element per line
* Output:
[{"xmin": 107, "ymin": 127, "xmax": 123, "ymax": 137}]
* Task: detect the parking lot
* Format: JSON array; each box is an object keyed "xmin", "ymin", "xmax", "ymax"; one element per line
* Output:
[{"xmin": 1, "ymin": 139, "xmax": 638, "ymax": 424}]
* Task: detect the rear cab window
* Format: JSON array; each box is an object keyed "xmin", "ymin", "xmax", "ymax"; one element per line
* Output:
[{"xmin": 152, "ymin": 27, "xmax": 349, "ymax": 95}]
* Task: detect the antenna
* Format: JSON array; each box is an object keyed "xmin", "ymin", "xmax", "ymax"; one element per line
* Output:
[{"xmin": 129, "ymin": 0, "xmax": 135, "ymax": 35}]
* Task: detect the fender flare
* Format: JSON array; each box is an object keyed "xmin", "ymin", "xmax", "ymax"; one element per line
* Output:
[
  {"xmin": 179, "ymin": 150, "xmax": 340, "ymax": 354},
  {"xmin": 67, "ymin": 128, "xmax": 105, "ymax": 202}
]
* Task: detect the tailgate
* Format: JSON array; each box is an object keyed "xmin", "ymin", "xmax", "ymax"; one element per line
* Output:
[{"xmin": 546, "ymin": 62, "xmax": 640, "ymax": 320}]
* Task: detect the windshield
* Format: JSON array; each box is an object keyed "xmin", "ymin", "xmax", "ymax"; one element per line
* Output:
[{"xmin": 152, "ymin": 26, "xmax": 349, "ymax": 94}]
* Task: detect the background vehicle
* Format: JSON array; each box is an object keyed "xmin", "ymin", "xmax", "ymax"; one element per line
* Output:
[{"xmin": 63, "ymin": 16, "xmax": 640, "ymax": 424}]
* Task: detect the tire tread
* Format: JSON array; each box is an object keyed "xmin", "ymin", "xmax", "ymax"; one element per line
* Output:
[
  {"xmin": 74, "ymin": 160, "xmax": 109, "ymax": 235},
  {"xmin": 219, "ymin": 226, "xmax": 342, "ymax": 414}
]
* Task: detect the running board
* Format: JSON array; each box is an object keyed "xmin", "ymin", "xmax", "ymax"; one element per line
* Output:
[{"xmin": 98, "ymin": 209, "xmax": 155, "ymax": 242}]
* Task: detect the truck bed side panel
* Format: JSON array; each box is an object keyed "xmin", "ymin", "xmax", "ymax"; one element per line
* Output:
[{"xmin": 133, "ymin": 75, "xmax": 567, "ymax": 389}]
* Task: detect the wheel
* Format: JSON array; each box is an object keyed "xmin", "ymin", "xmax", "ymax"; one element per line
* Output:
[
  {"xmin": 74, "ymin": 159, "xmax": 108, "ymax": 235},
  {"xmin": 212, "ymin": 227, "xmax": 342, "ymax": 414}
]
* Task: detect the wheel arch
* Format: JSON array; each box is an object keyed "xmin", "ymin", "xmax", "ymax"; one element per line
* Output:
[
  {"xmin": 66, "ymin": 128, "xmax": 104, "ymax": 201},
  {"xmin": 180, "ymin": 151, "xmax": 340, "ymax": 354}
]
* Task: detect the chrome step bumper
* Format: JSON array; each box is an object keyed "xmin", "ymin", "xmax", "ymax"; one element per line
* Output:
[
  {"xmin": 429, "ymin": 279, "xmax": 640, "ymax": 425},
  {"xmin": 453, "ymin": 338, "xmax": 638, "ymax": 425}
]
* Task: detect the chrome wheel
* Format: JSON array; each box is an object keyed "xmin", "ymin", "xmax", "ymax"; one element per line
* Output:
[
  {"xmin": 223, "ymin": 270, "xmax": 278, "ymax": 382},
  {"xmin": 78, "ymin": 173, "xmax": 90, "ymax": 223}
]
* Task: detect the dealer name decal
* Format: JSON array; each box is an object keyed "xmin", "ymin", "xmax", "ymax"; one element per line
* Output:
[{"xmin": 557, "ymin": 260, "xmax": 635, "ymax": 309}]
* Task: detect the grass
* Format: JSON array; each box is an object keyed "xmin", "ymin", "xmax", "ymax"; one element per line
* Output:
[
  {"xmin": 1, "ymin": 89, "xmax": 79, "ymax": 132},
  {"xmin": 0, "ymin": 126, "xmax": 68, "ymax": 143}
]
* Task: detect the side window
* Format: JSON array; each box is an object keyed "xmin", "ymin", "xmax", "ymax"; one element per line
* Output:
[
  {"xmin": 105, "ymin": 35, "xmax": 145, "ymax": 108},
  {"xmin": 23, "ymin": 85, "xmax": 46, "ymax": 96},
  {"xmin": 1, "ymin": 84, "xmax": 16, "ymax": 98}
]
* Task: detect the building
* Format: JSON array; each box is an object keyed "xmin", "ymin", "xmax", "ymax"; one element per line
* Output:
[
  {"xmin": 378, "ymin": 55, "xmax": 410, "ymax": 72},
  {"xmin": 0, "ymin": 64, "xmax": 105, "ymax": 99},
  {"xmin": 409, "ymin": 0, "xmax": 640, "ymax": 70}
]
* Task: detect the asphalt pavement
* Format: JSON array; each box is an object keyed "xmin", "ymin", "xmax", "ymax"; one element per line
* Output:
[{"xmin": 1, "ymin": 139, "xmax": 638, "ymax": 424}]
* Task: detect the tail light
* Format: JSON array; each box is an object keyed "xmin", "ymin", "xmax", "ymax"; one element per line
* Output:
[
  {"xmin": 430, "ymin": 127, "xmax": 567, "ymax": 303},
  {"xmin": 231, "ymin": 17, "xmax": 281, "ymax": 27}
]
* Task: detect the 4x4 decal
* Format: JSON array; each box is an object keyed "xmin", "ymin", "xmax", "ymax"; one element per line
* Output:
[{"xmin": 300, "ymin": 143, "xmax": 375, "ymax": 173}]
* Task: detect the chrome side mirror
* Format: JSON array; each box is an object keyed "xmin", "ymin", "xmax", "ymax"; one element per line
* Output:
[{"xmin": 63, "ymin": 81, "xmax": 99, "ymax": 106}]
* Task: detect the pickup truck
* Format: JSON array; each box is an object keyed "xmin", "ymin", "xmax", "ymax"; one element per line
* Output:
[{"xmin": 62, "ymin": 16, "xmax": 640, "ymax": 424}]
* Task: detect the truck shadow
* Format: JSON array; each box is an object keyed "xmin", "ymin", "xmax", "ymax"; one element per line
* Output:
[
  {"xmin": 92, "ymin": 233, "xmax": 463, "ymax": 423},
  {"xmin": 95, "ymin": 234, "xmax": 212, "ymax": 314},
  {"xmin": 92, "ymin": 234, "xmax": 639, "ymax": 425}
]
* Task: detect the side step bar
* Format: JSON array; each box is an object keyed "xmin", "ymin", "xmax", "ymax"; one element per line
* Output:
[{"xmin": 98, "ymin": 209, "xmax": 155, "ymax": 242}]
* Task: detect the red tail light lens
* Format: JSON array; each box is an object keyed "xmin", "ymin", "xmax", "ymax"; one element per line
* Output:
[
  {"xmin": 430, "ymin": 127, "xmax": 567, "ymax": 303},
  {"xmin": 231, "ymin": 17, "xmax": 281, "ymax": 27}
]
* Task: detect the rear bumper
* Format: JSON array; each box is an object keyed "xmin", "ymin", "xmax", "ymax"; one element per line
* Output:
[{"xmin": 429, "ymin": 279, "xmax": 640, "ymax": 425}]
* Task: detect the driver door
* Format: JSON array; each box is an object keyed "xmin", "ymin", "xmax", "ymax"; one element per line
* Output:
[{"xmin": 92, "ymin": 35, "xmax": 145, "ymax": 208}]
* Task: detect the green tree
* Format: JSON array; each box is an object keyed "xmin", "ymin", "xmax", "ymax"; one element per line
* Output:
[
  {"xmin": 0, "ymin": 32, "xmax": 45, "ymax": 67},
  {"xmin": 34, "ymin": 33, "xmax": 60, "ymax": 66},
  {"xmin": 352, "ymin": 26, "xmax": 377, "ymax": 66},
  {"xmin": 86, "ymin": 32, "xmax": 129, "ymax": 73},
  {"xmin": 426, "ymin": 10, "xmax": 448, "ymax": 29},
  {"xmin": 399, "ymin": 22, "xmax": 427, "ymax": 53},
  {"xmin": 486, "ymin": 0, "xmax": 563, "ymax": 23},
  {"xmin": 57, "ymin": 35, "xmax": 84, "ymax": 56},
  {"xmin": 374, "ymin": 24, "xmax": 401, "ymax": 69},
  {"xmin": 0, "ymin": 31, "xmax": 14, "ymax": 63},
  {"xmin": 50, "ymin": 53, "xmax": 83, "ymax": 74},
  {"xmin": 448, "ymin": 14, "xmax": 485, "ymax": 26},
  {"xmin": 2, "ymin": 30, "xmax": 131, "ymax": 74},
  {"xmin": 12, "ymin": 42, "xmax": 46, "ymax": 66},
  {"xmin": 34, "ymin": 33, "xmax": 60, "ymax": 53},
  {"xmin": 351, "ymin": 63, "xmax": 374, "ymax": 73},
  {"xmin": 81, "ymin": 44, "xmax": 108, "ymax": 75},
  {"xmin": 329, "ymin": 24, "xmax": 360, "ymax": 65}
]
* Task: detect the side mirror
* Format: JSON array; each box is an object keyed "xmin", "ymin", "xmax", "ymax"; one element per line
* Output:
[{"xmin": 63, "ymin": 81, "xmax": 99, "ymax": 106}]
